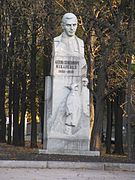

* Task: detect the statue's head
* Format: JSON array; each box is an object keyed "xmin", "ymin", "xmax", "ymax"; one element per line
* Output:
[
  {"xmin": 61, "ymin": 13, "xmax": 78, "ymax": 37},
  {"xmin": 82, "ymin": 78, "xmax": 88, "ymax": 87}
]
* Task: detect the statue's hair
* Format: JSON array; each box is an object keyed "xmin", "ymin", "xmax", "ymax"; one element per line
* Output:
[{"xmin": 62, "ymin": 13, "xmax": 77, "ymax": 24}]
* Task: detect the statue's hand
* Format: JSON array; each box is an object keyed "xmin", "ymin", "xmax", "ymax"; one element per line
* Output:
[{"xmin": 65, "ymin": 111, "xmax": 72, "ymax": 116}]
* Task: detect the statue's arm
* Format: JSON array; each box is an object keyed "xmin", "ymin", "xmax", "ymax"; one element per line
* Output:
[{"xmin": 65, "ymin": 95, "xmax": 73, "ymax": 116}]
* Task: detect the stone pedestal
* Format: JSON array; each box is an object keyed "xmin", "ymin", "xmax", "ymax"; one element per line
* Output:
[
  {"xmin": 47, "ymin": 138, "xmax": 89, "ymax": 153},
  {"xmin": 43, "ymin": 55, "xmax": 91, "ymax": 154}
]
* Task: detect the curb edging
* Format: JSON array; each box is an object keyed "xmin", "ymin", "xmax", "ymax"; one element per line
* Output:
[{"xmin": 0, "ymin": 160, "xmax": 135, "ymax": 172}]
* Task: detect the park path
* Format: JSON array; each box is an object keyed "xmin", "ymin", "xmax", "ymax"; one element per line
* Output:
[{"xmin": 0, "ymin": 168, "xmax": 135, "ymax": 180}]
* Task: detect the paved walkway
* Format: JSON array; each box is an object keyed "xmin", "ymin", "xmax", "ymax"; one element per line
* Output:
[
  {"xmin": 0, "ymin": 168, "xmax": 135, "ymax": 180},
  {"xmin": 0, "ymin": 160, "xmax": 135, "ymax": 180}
]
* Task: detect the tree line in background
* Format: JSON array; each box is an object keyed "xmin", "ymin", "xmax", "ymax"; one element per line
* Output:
[{"xmin": 0, "ymin": 0, "xmax": 135, "ymax": 159}]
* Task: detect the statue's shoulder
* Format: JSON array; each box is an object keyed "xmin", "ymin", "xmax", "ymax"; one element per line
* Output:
[
  {"xmin": 54, "ymin": 35, "xmax": 62, "ymax": 42},
  {"xmin": 75, "ymin": 36, "xmax": 84, "ymax": 47}
]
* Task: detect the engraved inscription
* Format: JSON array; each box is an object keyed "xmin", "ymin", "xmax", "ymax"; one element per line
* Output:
[{"xmin": 53, "ymin": 56, "xmax": 81, "ymax": 76}]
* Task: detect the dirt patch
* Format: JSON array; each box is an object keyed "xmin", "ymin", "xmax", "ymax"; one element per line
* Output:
[{"xmin": 0, "ymin": 142, "xmax": 134, "ymax": 163}]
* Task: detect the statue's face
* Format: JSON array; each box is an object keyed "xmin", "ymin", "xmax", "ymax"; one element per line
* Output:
[
  {"xmin": 62, "ymin": 18, "xmax": 77, "ymax": 37},
  {"xmin": 82, "ymin": 78, "xmax": 88, "ymax": 87}
]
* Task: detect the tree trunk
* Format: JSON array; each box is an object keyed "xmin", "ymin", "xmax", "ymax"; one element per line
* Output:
[
  {"xmin": 30, "ymin": 14, "xmax": 37, "ymax": 148},
  {"xmin": 114, "ymin": 89, "xmax": 124, "ymax": 154},
  {"xmin": 0, "ymin": 5, "xmax": 7, "ymax": 142},
  {"xmin": 7, "ymin": 22, "xmax": 15, "ymax": 144},
  {"xmin": 19, "ymin": 74, "xmax": 27, "ymax": 146},
  {"xmin": 106, "ymin": 99, "xmax": 113, "ymax": 154},
  {"xmin": 7, "ymin": 79, "xmax": 12, "ymax": 144},
  {"xmin": 131, "ymin": 132, "xmax": 135, "ymax": 159},
  {"xmin": 86, "ymin": 30, "xmax": 95, "ymax": 141},
  {"xmin": 12, "ymin": 65, "xmax": 20, "ymax": 146},
  {"xmin": 90, "ymin": 65, "xmax": 106, "ymax": 151},
  {"xmin": 0, "ymin": 72, "xmax": 6, "ymax": 143},
  {"xmin": 18, "ymin": 18, "xmax": 29, "ymax": 146}
]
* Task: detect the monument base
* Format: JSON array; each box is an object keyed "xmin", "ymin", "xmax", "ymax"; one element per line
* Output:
[
  {"xmin": 39, "ymin": 149, "xmax": 100, "ymax": 156},
  {"xmin": 42, "ymin": 135, "xmax": 100, "ymax": 156},
  {"xmin": 47, "ymin": 137, "xmax": 89, "ymax": 152}
]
